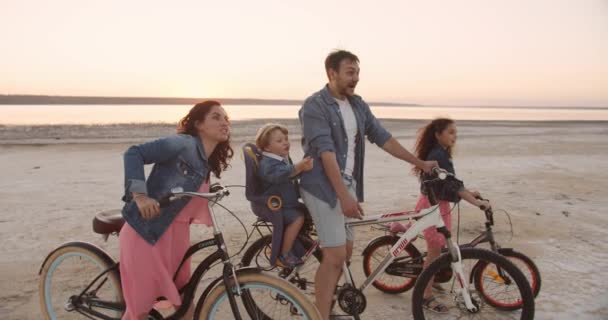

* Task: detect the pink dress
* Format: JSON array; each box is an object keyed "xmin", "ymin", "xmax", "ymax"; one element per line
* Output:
[
  {"xmin": 416, "ymin": 194, "xmax": 452, "ymax": 247},
  {"xmin": 119, "ymin": 182, "xmax": 212, "ymax": 320}
]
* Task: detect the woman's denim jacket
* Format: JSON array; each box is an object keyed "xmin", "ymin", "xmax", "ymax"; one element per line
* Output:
[{"xmin": 121, "ymin": 134, "xmax": 209, "ymax": 245}]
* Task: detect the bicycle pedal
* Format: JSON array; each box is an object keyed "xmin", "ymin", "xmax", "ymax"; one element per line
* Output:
[{"xmin": 298, "ymin": 279, "xmax": 307, "ymax": 291}]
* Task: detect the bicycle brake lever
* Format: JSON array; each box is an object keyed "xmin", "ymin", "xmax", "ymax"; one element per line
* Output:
[
  {"xmin": 158, "ymin": 194, "xmax": 173, "ymax": 208},
  {"xmin": 158, "ymin": 187, "xmax": 185, "ymax": 208}
]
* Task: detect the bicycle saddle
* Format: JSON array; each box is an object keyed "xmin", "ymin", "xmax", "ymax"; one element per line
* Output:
[{"xmin": 92, "ymin": 209, "xmax": 125, "ymax": 235}]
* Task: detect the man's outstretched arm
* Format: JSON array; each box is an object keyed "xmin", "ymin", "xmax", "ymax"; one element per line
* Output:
[{"xmin": 381, "ymin": 137, "xmax": 437, "ymax": 173}]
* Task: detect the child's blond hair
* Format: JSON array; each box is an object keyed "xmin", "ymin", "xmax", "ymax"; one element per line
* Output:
[{"xmin": 255, "ymin": 123, "xmax": 289, "ymax": 151}]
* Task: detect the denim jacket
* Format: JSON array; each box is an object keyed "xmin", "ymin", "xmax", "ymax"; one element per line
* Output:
[
  {"xmin": 298, "ymin": 85, "xmax": 392, "ymax": 208},
  {"xmin": 258, "ymin": 153, "xmax": 300, "ymax": 208},
  {"xmin": 421, "ymin": 145, "xmax": 463, "ymax": 203},
  {"xmin": 121, "ymin": 134, "xmax": 209, "ymax": 245}
]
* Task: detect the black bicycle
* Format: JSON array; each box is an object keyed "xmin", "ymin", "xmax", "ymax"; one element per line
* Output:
[{"xmin": 38, "ymin": 184, "xmax": 321, "ymax": 320}]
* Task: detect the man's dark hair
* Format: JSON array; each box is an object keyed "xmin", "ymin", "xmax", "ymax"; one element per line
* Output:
[{"xmin": 325, "ymin": 50, "xmax": 359, "ymax": 73}]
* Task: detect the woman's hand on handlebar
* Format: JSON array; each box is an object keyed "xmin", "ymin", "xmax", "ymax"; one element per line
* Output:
[{"xmin": 133, "ymin": 193, "xmax": 161, "ymax": 220}]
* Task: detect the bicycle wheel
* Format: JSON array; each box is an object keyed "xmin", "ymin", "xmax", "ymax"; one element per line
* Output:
[
  {"xmin": 195, "ymin": 271, "xmax": 321, "ymax": 319},
  {"xmin": 412, "ymin": 247, "xmax": 534, "ymax": 320},
  {"xmin": 474, "ymin": 249, "xmax": 541, "ymax": 310},
  {"xmin": 361, "ymin": 235, "xmax": 423, "ymax": 294},
  {"xmin": 39, "ymin": 242, "xmax": 124, "ymax": 320},
  {"xmin": 241, "ymin": 234, "xmax": 322, "ymax": 297}
]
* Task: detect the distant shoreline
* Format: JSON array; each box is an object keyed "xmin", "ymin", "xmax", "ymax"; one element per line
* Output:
[
  {"xmin": 0, "ymin": 95, "xmax": 416, "ymax": 107},
  {"xmin": 1, "ymin": 95, "xmax": 605, "ymax": 109}
]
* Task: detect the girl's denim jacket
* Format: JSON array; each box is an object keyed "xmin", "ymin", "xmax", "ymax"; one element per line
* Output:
[
  {"xmin": 121, "ymin": 134, "xmax": 209, "ymax": 245},
  {"xmin": 421, "ymin": 145, "xmax": 463, "ymax": 203}
]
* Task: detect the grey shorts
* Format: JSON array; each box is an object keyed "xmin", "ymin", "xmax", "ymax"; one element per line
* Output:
[{"xmin": 300, "ymin": 177, "xmax": 357, "ymax": 248}]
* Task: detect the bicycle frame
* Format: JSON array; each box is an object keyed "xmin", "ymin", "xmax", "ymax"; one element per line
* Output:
[
  {"xmin": 468, "ymin": 209, "xmax": 499, "ymax": 251},
  {"xmin": 154, "ymin": 189, "xmax": 247, "ymax": 320},
  {"xmin": 340, "ymin": 200, "xmax": 478, "ymax": 311},
  {"xmin": 54, "ymin": 188, "xmax": 249, "ymax": 320},
  {"xmin": 376, "ymin": 202, "xmax": 501, "ymax": 253},
  {"xmin": 71, "ymin": 263, "xmax": 124, "ymax": 319},
  {"xmin": 69, "ymin": 236, "xmax": 227, "ymax": 320}
]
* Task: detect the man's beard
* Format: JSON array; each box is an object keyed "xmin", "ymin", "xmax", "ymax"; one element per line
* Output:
[{"xmin": 341, "ymin": 85, "xmax": 355, "ymax": 97}]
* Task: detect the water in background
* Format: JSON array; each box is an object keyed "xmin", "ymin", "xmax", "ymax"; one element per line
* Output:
[{"xmin": 2, "ymin": 104, "xmax": 608, "ymax": 125}]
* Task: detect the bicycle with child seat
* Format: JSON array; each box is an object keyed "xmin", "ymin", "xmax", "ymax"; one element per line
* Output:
[
  {"xmin": 241, "ymin": 168, "xmax": 535, "ymax": 319},
  {"xmin": 361, "ymin": 192, "xmax": 541, "ymax": 311},
  {"xmin": 38, "ymin": 184, "xmax": 321, "ymax": 320}
]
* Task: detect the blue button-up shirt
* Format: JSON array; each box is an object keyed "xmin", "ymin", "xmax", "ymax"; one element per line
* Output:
[{"xmin": 298, "ymin": 85, "xmax": 392, "ymax": 208}]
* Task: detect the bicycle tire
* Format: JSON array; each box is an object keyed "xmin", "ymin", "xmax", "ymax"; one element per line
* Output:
[
  {"xmin": 474, "ymin": 249, "xmax": 541, "ymax": 310},
  {"xmin": 195, "ymin": 271, "xmax": 322, "ymax": 319},
  {"xmin": 241, "ymin": 234, "xmax": 275, "ymax": 269},
  {"xmin": 241, "ymin": 234, "xmax": 322, "ymax": 295},
  {"xmin": 412, "ymin": 247, "xmax": 534, "ymax": 320},
  {"xmin": 361, "ymin": 235, "xmax": 422, "ymax": 294},
  {"xmin": 39, "ymin": 242, "xmax": 124, "ymax": 320}
]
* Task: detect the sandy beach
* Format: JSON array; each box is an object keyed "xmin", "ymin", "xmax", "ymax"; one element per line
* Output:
[{"xmin": 1, "ymin": 119, "xmax": 607, "ymax": 319}]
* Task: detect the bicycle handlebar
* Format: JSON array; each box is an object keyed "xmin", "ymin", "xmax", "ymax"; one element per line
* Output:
[
  {"xmin": 425, "ymin": 167, "xmax": 492, "ymax": 214},
  {"xmin": 475, "ymin": 194, "xmax": 494, "ymax": 224},
  {"xmin": 158, "ymin": 184, "xmax": 230, "ymax": 208},
  {"xmin": 421, "ymin": 167, "xmax": 455, "ymax": 188},
  {"xmin": 475, "ymin": 195, "xmax": 488, "ymax": 210},
  {"xmin": 432, "ymin": 167, "xmax": 452, "ymax": 180},
  {"xmin": 474, "ymin": 194, "xmax": 490, "ymax": 210},
  {"xmin": 423, "ymin": 167, "xmax": 454, "ymax": 182}
]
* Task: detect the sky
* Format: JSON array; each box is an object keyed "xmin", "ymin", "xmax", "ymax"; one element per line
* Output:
[{"xmin": 1, "ymin": 0, "xmax": 607, "ymax": 107}]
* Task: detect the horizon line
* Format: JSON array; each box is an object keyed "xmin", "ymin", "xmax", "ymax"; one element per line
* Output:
[{"xmin": 0, "ymin": 94, "xmax": 606, "ymax": 110}]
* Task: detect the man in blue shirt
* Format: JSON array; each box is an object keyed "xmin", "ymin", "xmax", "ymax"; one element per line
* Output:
[{"xmin": 299, "ymin": 50, "xmax": 437, "ymax": 319}]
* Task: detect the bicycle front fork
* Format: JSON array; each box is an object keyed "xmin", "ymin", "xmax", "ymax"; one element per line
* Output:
[
  {"xmin": 445, "ymin": 239, "xmax": 479, "ymax": 312},
  {"xmin": 223, "ymin": 263, "xmax": 244, "ymax": 320}
]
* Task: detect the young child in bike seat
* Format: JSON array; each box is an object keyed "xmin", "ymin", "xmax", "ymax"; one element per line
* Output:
[
  {"xmin": 255, "ymin": 123, "xmax": 314, "ymax": 268},
  {"xmin": 396, "ymin": 118, "xmax": 491, "ymax": 313}
]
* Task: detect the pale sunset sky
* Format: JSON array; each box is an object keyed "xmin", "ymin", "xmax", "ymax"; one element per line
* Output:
[{"xmin": 1, "ymin": 0, "xmax": 607, "ymax": 107}]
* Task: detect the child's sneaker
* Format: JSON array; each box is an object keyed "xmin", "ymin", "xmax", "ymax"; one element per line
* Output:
[
  {"xmin": 287, "ymin": 251, "xmax": 304, "ymax": 266},
  {"xmin": 277, "ymin": 252, "xmax": 304, "ymax": 269}
]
